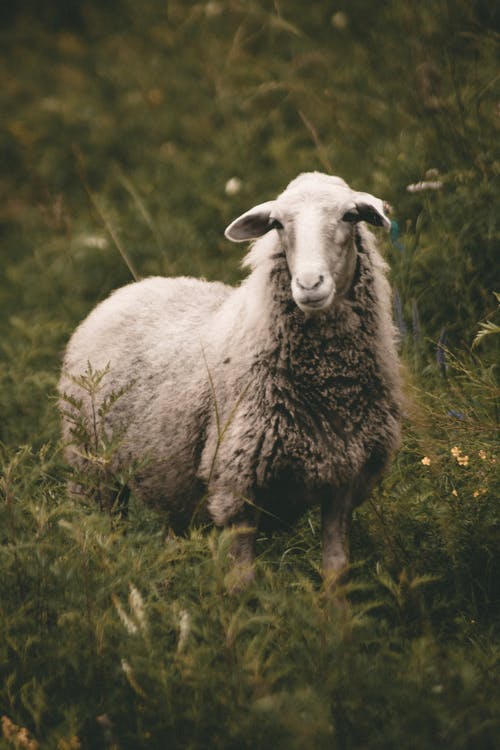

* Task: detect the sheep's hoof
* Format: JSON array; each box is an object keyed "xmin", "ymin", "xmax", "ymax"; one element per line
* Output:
[{"xmin": 225, "ymin": 563, "xmax": 255, "ymax": 594}]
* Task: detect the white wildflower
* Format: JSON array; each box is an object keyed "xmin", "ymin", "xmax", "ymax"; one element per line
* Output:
[
  {"xmin": 113, "ymin": 594, "xmax": 138, "ymax": 635},
  {"xmin": 82, "ymin": 234, "xmax": 108, "ymax": 249},
  {"xmin": 129, "ymin": 584, "xmax": 147, "ymax": 632},
  {"xmin": 121, "ymin": 658, "xmax": 132, "ymax": 675},
  {"xmin": 225, "ymin": 177, "xmax": 242, "ymax": 196},
  {"xmin": 331, "ymin": 12, "xmax": 348, "ymax": 29},
  {"xmin": 205, "ymin": 2, "xmax": 223, "ymax": 17},
  {"xmin": 40, "ymin": 97, "xmax": 62, "ymax": 112},
  {"xmin": 121, "ymin": 658, "xmax": 147, "ymax": 697},
  {"xmin": 406, "ymin": 181, "xmax": 443, "ymax": 193},
  {"xmin": 177, "ymin": 609, "xmax": 191, "ymax": 653}
]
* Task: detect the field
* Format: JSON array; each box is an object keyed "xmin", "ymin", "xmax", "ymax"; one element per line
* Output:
[{"xmin": 0, "ymin": 2, "xmax": 499, "ymax": 748}]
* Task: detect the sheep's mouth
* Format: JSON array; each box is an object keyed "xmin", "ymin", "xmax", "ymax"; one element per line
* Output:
[{"xmin": 295, "ymin": 290, "xmax": 335, "ymax": 313}]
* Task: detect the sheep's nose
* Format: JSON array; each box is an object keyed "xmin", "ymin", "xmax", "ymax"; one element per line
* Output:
[{"xmin": 296, "ymin": 273, "xmax": 324, "ymax": 291}]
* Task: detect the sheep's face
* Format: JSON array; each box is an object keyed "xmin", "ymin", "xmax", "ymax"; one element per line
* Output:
[{"xmin": 225, "ymin": 172, "xmax": 391, "ymax": 314}]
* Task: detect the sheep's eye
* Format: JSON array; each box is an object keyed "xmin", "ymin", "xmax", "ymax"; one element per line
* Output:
[
  {"xmin": 341, "ymin": 210, "xmax": 359, "ymax": 224},
  {"xmin": 269, "ymin": 218, "xmax": 284, "ymax": 231}
]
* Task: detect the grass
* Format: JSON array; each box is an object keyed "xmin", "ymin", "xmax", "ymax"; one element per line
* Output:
[{"xmin": 0, "ymin": 1, "xmax": 499, "ymax": 748}]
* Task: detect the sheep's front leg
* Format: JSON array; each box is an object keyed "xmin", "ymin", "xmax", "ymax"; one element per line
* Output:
[
  {"xmin": 321, "ymin": 496, "xmax": 351, "ymax": 591},
  {"xmin": 207, "ymin": 484, "xmax": 257, "ymax": 592},
  {"xmin": 226, "ymin": 513, "xmax": 257, "ymax": 593}
]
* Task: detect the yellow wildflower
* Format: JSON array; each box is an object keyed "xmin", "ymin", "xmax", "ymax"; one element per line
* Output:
[
  {"xmin": 421, "ymin": 456, "xmax": 431, "ymax": 466},
  {"xmin": 2, "ymin": 716, "xmax": 16, "ymax": 741},
  {"xmin": 478, "ymin": 450, "xmax": 487, "ymax": 460},
  {"xmin": 451, "ymin": 446, "xmax": 469, "ymax": 466},
  {"xmin": 58, "ymin": 736, "xmax": 81, "ymax": 750},
  {"xmin": 451, "ymin": 489, "xmax": 458, "ymax": 497},
  {"xmin": 1, "ymin": 717, "xmax": 38, "ymax": 749}
]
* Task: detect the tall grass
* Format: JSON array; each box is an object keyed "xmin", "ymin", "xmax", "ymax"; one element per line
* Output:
[{"xmin": 0, "ymin": 1, "xmax": 498, "ymax": 747}]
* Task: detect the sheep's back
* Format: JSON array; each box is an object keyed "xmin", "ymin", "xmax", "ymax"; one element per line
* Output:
[{"xmin": 62, "ymin": 276, "xmax": 230, "ymax": 376}]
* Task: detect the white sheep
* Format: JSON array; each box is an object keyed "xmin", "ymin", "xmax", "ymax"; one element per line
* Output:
[{"xmin": 59, "ymin": 172, "xmax": 402, "ymax": 589}]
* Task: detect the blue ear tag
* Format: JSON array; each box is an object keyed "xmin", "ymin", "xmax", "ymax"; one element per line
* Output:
[{"xmin": 390, "ymin": 220, "xmax": 405, "ymax": 252}]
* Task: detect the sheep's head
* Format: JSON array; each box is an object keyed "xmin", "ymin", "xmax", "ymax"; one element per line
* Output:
[{"xmin": 225, "ymin": 172, "xmax": 391, "ymax": 314}]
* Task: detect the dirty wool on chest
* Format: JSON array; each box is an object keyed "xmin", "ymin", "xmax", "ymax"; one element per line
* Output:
[{"xmin": 248, "ymin": 313, "xmax": 378, "ymax": 529}]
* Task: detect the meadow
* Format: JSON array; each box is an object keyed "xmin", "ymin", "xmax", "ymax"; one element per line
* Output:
[{"xmin": 0, "ymin": 2, "xmax": 499, "ymax": 748}]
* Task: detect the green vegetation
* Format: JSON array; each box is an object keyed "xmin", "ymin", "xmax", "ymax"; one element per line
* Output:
[{"xmin": 1, "ymin": 2, "xmax": 498, "ymax": 748}]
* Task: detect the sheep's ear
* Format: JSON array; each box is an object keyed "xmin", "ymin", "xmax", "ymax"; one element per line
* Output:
[
  {"xmin": 342, "ymin": 193, "xmax": 392, "ymax": 232},
  {"xmin": 224, "ymin": 201, "xmax": 277, "ymax": 242}
]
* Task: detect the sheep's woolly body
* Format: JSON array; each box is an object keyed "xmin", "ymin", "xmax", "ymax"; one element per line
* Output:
[{"xmin": 59, "ymin": 172, "xmax": 402, "ymax": 544}]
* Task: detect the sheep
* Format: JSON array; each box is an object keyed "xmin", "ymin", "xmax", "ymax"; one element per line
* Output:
[{"xmin": 59, "ymin": 171, "xmax": 402, "ymax": 590}]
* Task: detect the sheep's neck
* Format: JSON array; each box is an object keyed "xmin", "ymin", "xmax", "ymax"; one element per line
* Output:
[
  {"xmin": 266, "ymin": 250, "xmax": 374, "ymax": 347},
  {"xmin": 251, "ymin": 246, "xmax": 386, "ymax": 418}
]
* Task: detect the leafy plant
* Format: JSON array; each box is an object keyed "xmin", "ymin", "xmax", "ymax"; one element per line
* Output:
[{"xmin": 473, "ymin": 292, "xmax": 500, "ymax": 348}]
